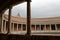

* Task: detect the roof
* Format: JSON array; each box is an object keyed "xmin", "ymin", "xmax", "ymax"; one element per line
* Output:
[
  {"xmin": 4, "ymin": 14, "xmax": 60, "ymax": 23},
  {"xmin": 0, "ymin": 0, "xmax": 27, "ymax": 13}
]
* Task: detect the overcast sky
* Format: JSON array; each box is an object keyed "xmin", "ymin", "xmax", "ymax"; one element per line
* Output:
[{"xmin": 5, "ymin": 0, "xmax": 60, "ymax": 18}]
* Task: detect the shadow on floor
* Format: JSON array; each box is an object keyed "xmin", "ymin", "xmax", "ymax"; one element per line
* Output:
[{"xmin": 0, "ymin": 34, "xmax": 60, "ymax": 40}]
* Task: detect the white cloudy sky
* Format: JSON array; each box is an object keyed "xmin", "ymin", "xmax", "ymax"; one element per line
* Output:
[{"xmin": 5, "ymin": 0, "xmax": 60, "ymax": 18}]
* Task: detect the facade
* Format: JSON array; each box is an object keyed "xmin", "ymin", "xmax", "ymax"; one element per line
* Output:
[{"xmin": 1, "ymin": 14, "xmax": 60, "ymax": 36}]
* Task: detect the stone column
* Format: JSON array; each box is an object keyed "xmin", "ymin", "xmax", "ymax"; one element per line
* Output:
[
  {"xmin": 35, "ymin": 24, "xmax": 36, "ymax": 31},
  {"xmin": 55, "ymin": 24, "xmax": 57, "ymax": 30},
  {"xmin": 26, "ymin": 0, "xmax": 31, "ymax": 35},
  {"xmin": 45, "ymin": 25, "xmax": 46, "ymax": 31},
  {"xmin": 4, "ymin": 20, "xmax": 6, "ymax": 33},
  {"xmin": 7, "ymin": 6, "xmax": 12, "ymax": 34},
  {"xmin": 0, "ymin": 11, "xmax": 4, "ymax": 33},
  {"xmin": 50, "ymin": 24, "xmax": 51, "ymax": 31}
]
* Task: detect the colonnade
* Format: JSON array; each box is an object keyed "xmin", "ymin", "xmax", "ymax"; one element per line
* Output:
[
  {"xmin": 0, "ymin": 0, "xmax": 31, "ymax": 36},
  {"xmin": 2, "ymin": 20, "xmax": 60, "ymax": 34},
  {"xmin": 0, "ymin": 0, "xmax": 60, "ymax": 35},
  {"xmin": 31, "ymin": 24, "xmax": 59, "ymax": 31},
  {"xmin": 2, "ymin": 20, "xmax": 27, "ymax": 33}
]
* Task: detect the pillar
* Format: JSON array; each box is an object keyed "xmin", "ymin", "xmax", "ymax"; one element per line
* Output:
[
  {"xmin": 55, "ymin": 24, "xmax": 57, "ymax": 30},
  {"xmin": 26, "ymin": 0, "xmax": 31, "ymax": 36},
  {"xmin": 0, "ymin": 11, "xmax": 4, "ymax": 33},
  {"xmin": 7, "ymin": 6, "xmax": 12, "ymax": 34},
  {"xmin": 35, "ymin": 24, "xmax": 36, "ymax": 31},
  {"xmin": 45, "ymin": 25, "xmax": 46, "ymax": 31},
  {"xmin": 50, "ymin": 24, "xmax": 51, "ymax": 31}
]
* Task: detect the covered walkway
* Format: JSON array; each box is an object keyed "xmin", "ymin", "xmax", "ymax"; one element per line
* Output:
[
  {"xmin": 0, "ymin": 0, "xmax": 60, "ymax": 40},
  {"xmin": 0, "ymin": 0, "xmax": 31, "ymax": 40}
]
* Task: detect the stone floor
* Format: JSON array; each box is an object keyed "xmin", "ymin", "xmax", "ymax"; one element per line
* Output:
[{"xmin": 0, "ymin": 34, "xmax": 60, "ymax": 40}]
